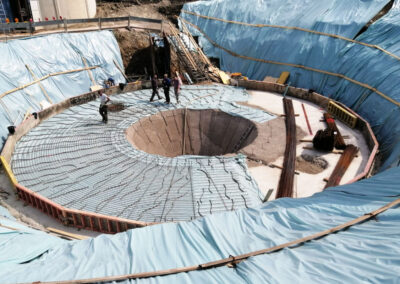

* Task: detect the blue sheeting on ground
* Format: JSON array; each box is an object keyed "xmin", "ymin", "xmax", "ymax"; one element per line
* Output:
[
  {"xmin": 0, "ymin": 30, "xmax": 126, "ymax": 146},
  {"xmin": 0, "ymin": 206, "xmax": 65, "ymax": 270},
  {"xmin": 180, "ymin": 0, "xmax": 400, "ymax": 170},
  {"xmin": 0, "ymin": 167, "xmax": 399, "ymax": 283}
]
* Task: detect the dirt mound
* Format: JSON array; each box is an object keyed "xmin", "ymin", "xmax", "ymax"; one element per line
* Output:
[{"xmin": 296, "ymin": 154, "xmax": 328, "ymax": 174}]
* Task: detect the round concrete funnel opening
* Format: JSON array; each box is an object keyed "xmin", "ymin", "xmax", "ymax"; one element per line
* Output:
[{"xmin": 126, "ymin": 109, "xmax": 258, "ymax": 157}]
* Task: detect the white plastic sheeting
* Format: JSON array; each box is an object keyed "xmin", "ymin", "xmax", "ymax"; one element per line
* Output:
[{"xmin": 0, "ymin": 30, "xmax": 125, "ymax": 145}]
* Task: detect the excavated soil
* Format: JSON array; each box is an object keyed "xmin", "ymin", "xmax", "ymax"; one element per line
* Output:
[
  {"xmin": 296, "ymin": 154, "xmax": 329, "ymax": 174},
  {"xmin": 97, "ymin": 1, "xmax": 191, "ymax": 77}
]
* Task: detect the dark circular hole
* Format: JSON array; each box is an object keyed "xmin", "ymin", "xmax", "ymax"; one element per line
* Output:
[{"xmin": 126, "ymin": 109, "xmax": 258, "ymax": 157}]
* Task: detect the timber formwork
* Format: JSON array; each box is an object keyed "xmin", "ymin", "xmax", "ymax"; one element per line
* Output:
[{"xmin": 275, "ymin": 98, "xmax": 296, "ymax": 199}]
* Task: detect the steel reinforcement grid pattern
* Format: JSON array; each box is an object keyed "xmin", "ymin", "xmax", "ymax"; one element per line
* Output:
[{"xmin": 11, "ymin": 85, "xmax": 274, "ymax": 223}]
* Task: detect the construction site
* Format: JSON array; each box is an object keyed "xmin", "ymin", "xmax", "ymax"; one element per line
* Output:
[{"xmin": 0, "ymin": 0, "xmax": 399, "ymax": 283}]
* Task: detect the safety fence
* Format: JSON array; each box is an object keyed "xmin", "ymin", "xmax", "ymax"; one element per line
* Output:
[{"xmin": 0, "ymin": 16, "xmax": 164, "ymax": 40}]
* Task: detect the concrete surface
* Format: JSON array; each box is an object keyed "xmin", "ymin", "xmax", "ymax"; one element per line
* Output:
[{"xmin": 246, "ymin": 90, "xmax": 370, "ymax": 201}]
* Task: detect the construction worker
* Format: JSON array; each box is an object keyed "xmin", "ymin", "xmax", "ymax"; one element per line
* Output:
[
  {"xmin": 108, "ymin": 77, "xmax": 115, "ymax": 86},
  {"xmin": 173, "ymin": 75, "xmax": 182, "ymax": 104},
  {"xmin": 104, "ymin": 77, "xmax": 116, "ymax": 89},
  {"xmin": 150, "ymin": 75, "xmax": 161, "ymax": 102},
  {"xmin": 99, "ymin": 90, "xmax": 110, "ymax": 123},
  {"xmin": 162, "ymin": 74, "xmax": 171, "ymax": 104}
]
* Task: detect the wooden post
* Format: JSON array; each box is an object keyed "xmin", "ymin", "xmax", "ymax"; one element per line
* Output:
[
  {"xmin": 25, "ymin": 64, "xmax": 53, "ymax": 104},
  {"xmin": 149, "ymin": 34, "xmax": 157, "ymax": 76},
  {"xmin": 182, "ymin": 108, "xmax": 187, "ymax": 155},
  {"xmin": 81, "ymin": 56, "xmax": 96, "ymax": 86},
  {"xmin": 113, "ymin": 59, "xmax": 128, "ymax": 81}
]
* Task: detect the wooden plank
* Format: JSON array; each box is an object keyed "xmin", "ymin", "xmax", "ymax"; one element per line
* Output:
[
  {"xmin": 269, "ymin": 164, "xmax": 300, "ymax": 175},
  {"xmin": 324, "ymin": 145, "xmax": 358, "ymax": 189},
  {"xmin": 47, "ymin": 227, "xmax": 89, "ymax": 240},
  {"xmin": 25, "ymin": 64, "xmax": 53, "ymax": 104},
  {"xmin": 0, "ymin": 66, "xmax": 99, "ymax": 100},
  {"xmin": 81, "ymin": 57, "xmax": 96, "ymax": 86},
  {"xmin": 0, "ymin": 156, "xmax": 17, "ymax": 187},
  {"xmin": 277, "ymin": 71, "xmax": 290, "ymax": 84},
  {"xmin": 113, "ymin": 59, "xmax": 128, "ymax": 81},
  {"xmin": 149, "ymin": 34, "xmax": 157, "ymax": 76},
  {"xmin": 276, "ymin": 98, "xmax": 296, "ymax": 199},
  {"xmin": 301, "ymin": 103, "xmax": 313, "ymax": 135}
]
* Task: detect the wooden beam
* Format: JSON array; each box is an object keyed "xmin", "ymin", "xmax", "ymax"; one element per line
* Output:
[
  {"xmin": 47, "ymin": 227, "xmax": 89, "ymax": 240},
  {"xmin": 25, "ymin": 64, "xmax": 53, "ymax": 103}
]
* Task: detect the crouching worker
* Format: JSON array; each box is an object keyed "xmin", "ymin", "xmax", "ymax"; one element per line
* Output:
[{"xmin": 99, "ymin": 90, "xmax": 110, "ymax": 123}]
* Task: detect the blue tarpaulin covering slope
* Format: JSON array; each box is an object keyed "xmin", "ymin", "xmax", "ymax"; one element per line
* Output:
[
  {"xmin": 0, "ymin": 167, "xmax": 399, "ymax": 283},
  {"xmin": 180, "ymin": 0, "xmax": 400, "ymax": 170},
  {"xmin": 0, "ymin": 30, "xmax": 125, "ymax": 145},
  {"xmin": 0, "ymin": 207, "xmax": 65, "ymax": 271}
]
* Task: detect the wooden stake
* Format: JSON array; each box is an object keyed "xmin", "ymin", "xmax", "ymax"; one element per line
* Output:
[
  {"xmin": 25, "ymin": 64, "xmax": 53, "ymax": 104},
  {"xmin": 182, "ymin": 108, "xmax": 187, "ymax": 155},
  {"xmin": 113, "ymin": 59, "xmax": 128, "ymax": 81},
  {"xmin": 81, "ymin": 56, "xmax": 96, "ymax": 86},
  {"xmin": 0, "ymin": 66, "xmax": 99, "ymax": 100},
  {"xmin": 47, "ymin": 227, "xmax": 88, "ymax": 240},
  {"xmin": 269, "ymin": 164, "xmax": 300, "ymax": 175}
]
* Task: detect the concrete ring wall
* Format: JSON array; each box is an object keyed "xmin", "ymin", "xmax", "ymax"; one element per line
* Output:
[{"xmin": 0, "ymin": 80, "xmax": 378, "ymax": 233}]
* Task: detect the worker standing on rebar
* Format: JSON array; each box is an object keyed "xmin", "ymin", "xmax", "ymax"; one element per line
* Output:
[
  {"xmin": 99, "ymin": 90, "xmax": 110, "ymax": 123},
  {"xmin": 150, "ymin": 74, "xmax": 161, "ymax": 102},
  {"xmin": 162, "ymin": 74, "xmax": 171, "ymax": 104},
  {"xmin": 173, "ymin": 75, "xmax": 182, "ymax": 104}
]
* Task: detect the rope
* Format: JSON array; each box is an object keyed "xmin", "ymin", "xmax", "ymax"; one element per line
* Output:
[
  {"xmin": 182, "ymin": 10, "xmax": 400, "ymax": 62},
  {"xmin": 180, "ymin": 18, "xmax": 400, "ymax": 107},
  {"xmin": 21, "ymin": 197, "xmax": 400, "ymax": 284}
]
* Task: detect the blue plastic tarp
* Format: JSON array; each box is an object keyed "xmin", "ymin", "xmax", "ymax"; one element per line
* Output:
[
  {"xmin": 180, "ymin": 0, "xmax": 400, "ymax": 170},
  {"xmin": 0, "ymin": 167, "xmax": 399, "ymax": 283},
  {"xmin": 0, "ymin": 206, "xmax": 65, "ymax": 270},
  {"xmin": 0, "ymin": 30, "xmax": 125, "ymax": 145}
]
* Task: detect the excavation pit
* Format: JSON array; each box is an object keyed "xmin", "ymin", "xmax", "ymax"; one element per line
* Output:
[{"xmin": 126, "ymin": 109, "xmax": 258, "ymax": 157}]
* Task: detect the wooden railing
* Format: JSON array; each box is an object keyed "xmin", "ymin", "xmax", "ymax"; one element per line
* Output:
[{"xmin": 0, "ymin": 16, "xmax": 164, "ymax": 40}]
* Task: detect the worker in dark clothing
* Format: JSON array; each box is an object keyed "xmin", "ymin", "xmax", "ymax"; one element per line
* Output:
[
  {"xmin": 99, "ymin": 90, "xmax": 110, "ymax": 123},
  {"xmin": 150, "ymin": 75, "xmax": 162, "ymax": 102},
  {"xmin": 162, "ymin": 74, "xmax": 171, "ymax": 104}
]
